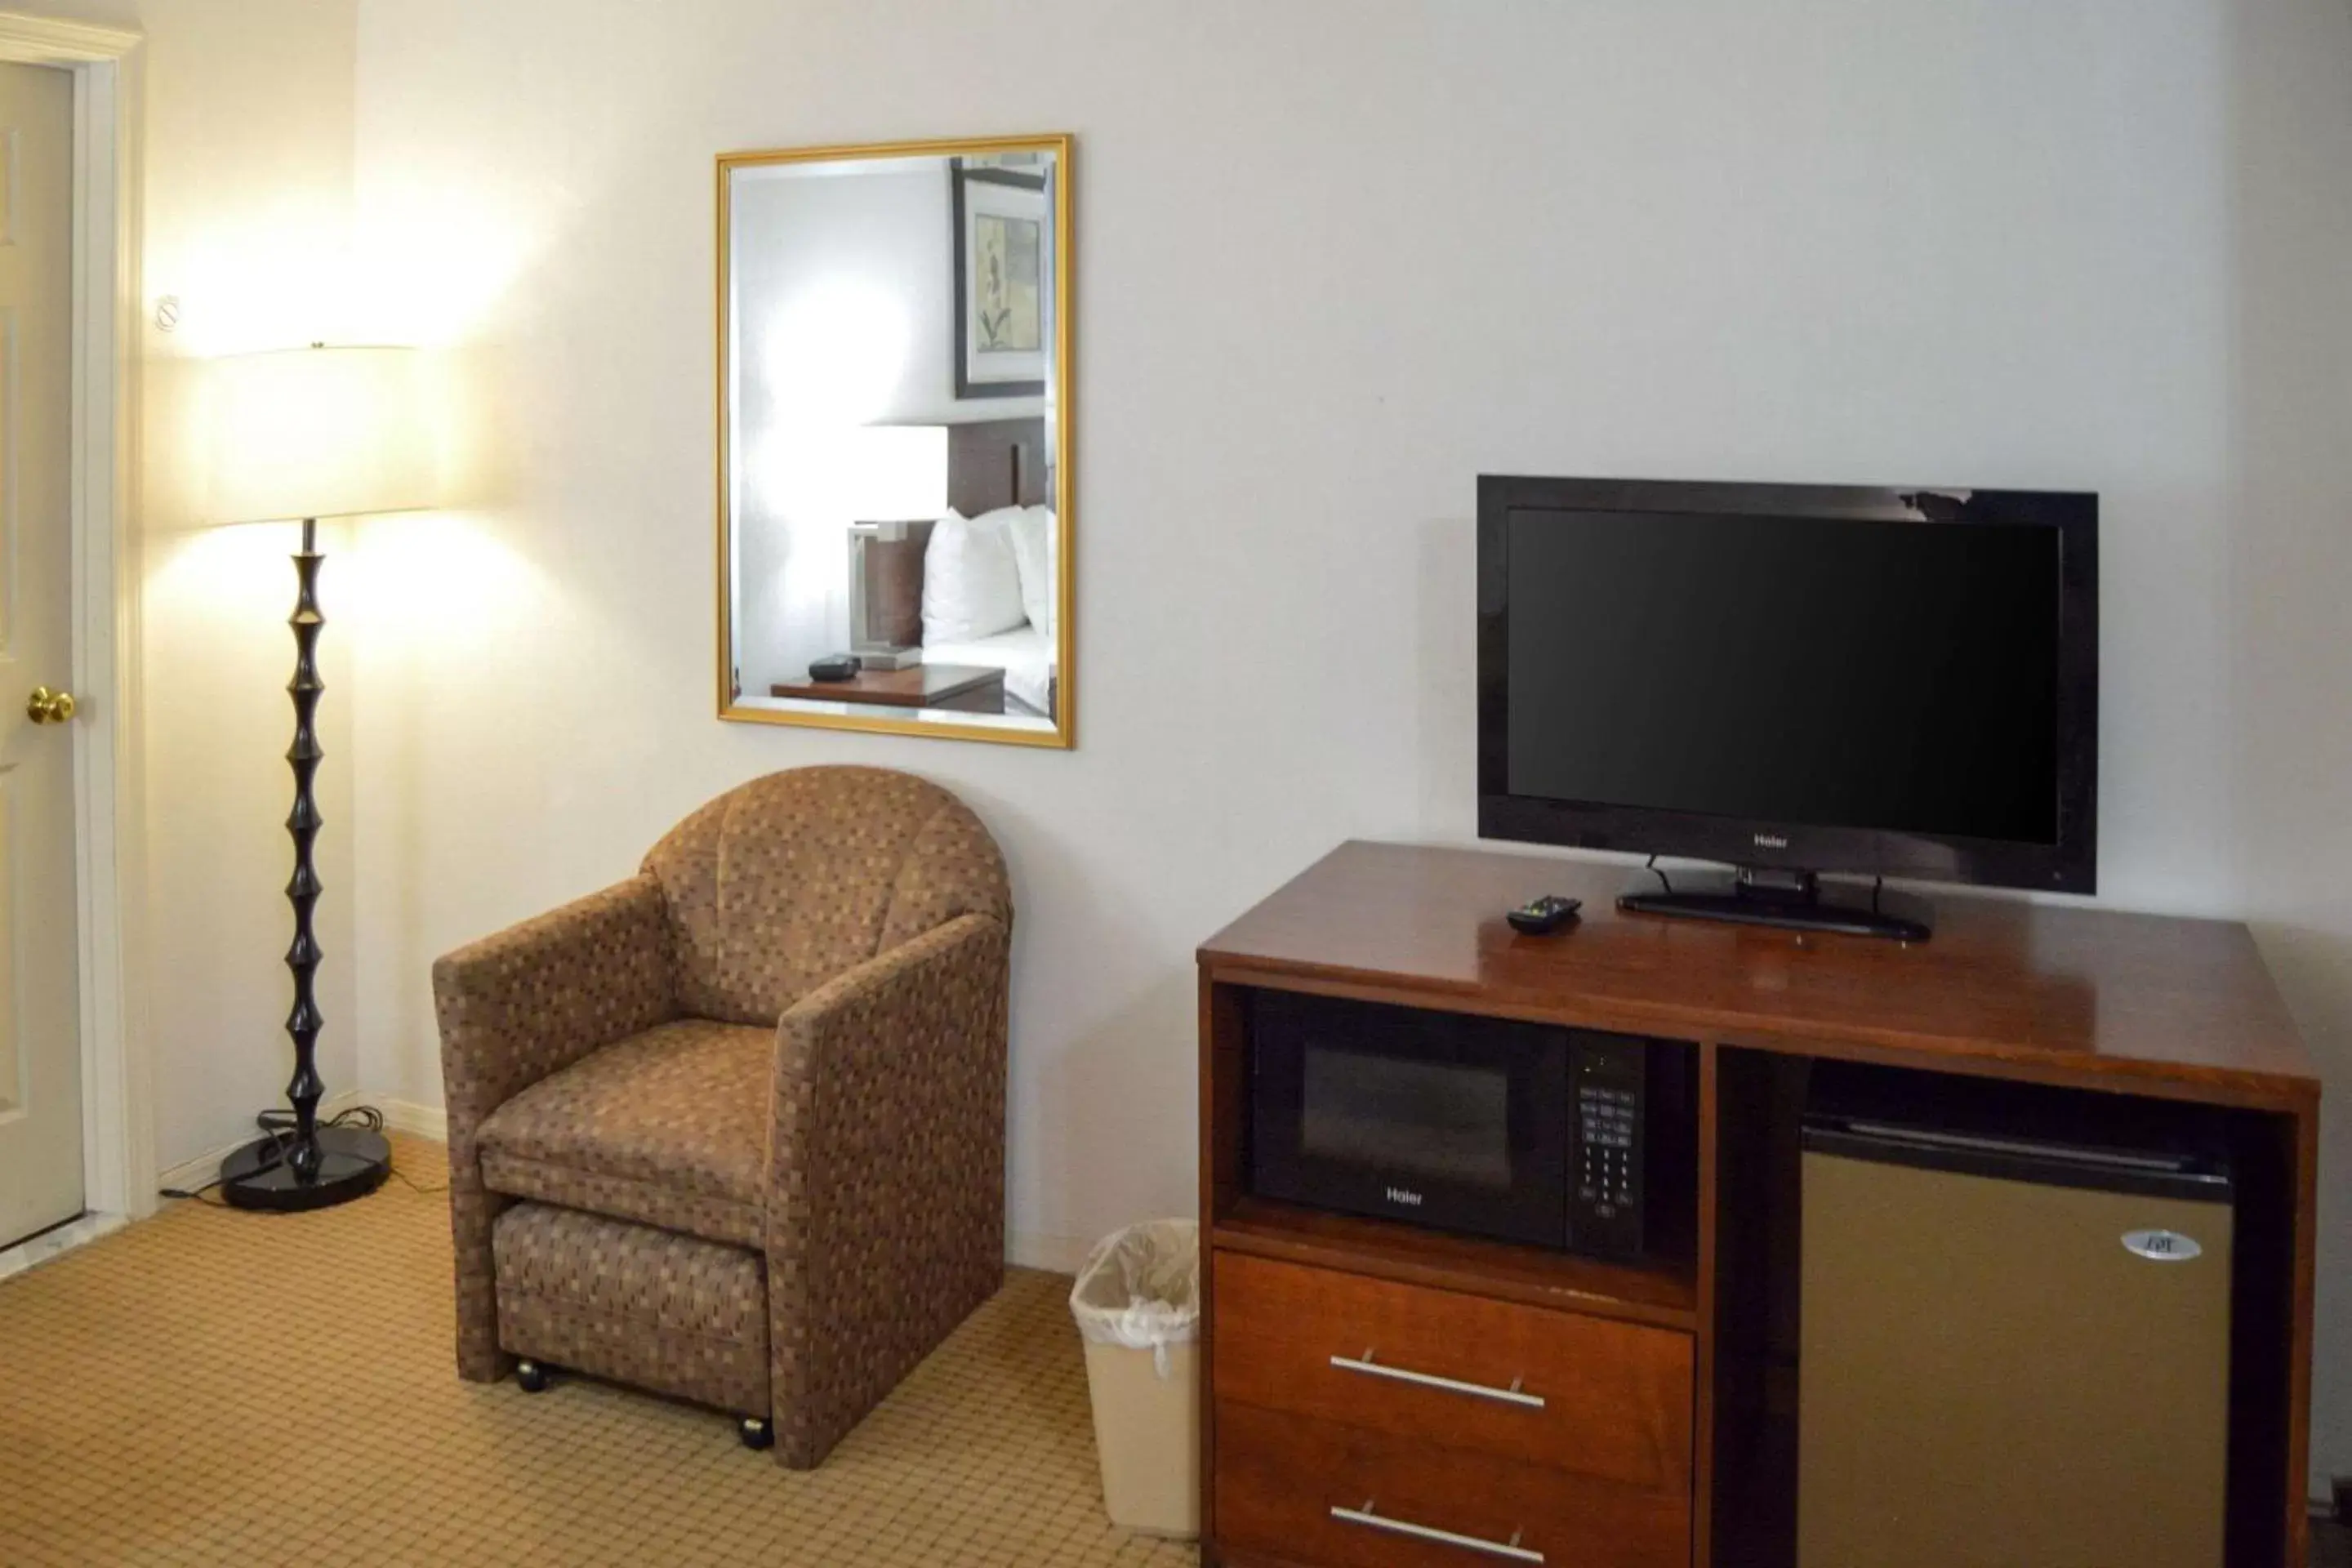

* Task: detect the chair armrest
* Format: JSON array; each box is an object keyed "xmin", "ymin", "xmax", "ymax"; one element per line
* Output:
[
  {"xmin": 764, "ymin": 911, "xmax": 1010, "ymax": 1465},
  {"xmin": 433, "ymin": 872, "xmax": 677, "ymax": 1383},
  {"xmin": 433, "ymin": 872, "xmax": 679, "ymax": 1128}
]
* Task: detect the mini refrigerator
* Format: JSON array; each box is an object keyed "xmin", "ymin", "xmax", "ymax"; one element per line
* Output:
[{"xmin": 1798, "ymin": 1068, "xmax": 2234, "ymax": 1568}]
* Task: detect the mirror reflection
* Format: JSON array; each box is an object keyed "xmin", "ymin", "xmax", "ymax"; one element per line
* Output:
[{"xmin": 719, "ymin": 137, "xmax": 1071, "ymax": 745}]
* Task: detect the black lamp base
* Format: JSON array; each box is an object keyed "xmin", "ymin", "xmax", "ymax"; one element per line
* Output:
[{"xmin": 218, "ymin": 1125, "xmax": 392, "ymax": 1212}]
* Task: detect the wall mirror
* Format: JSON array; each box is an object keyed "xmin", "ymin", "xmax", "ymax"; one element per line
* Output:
[{"xmin": 717, "ymin": 135, "xmax": 1073, "ymax": 747}]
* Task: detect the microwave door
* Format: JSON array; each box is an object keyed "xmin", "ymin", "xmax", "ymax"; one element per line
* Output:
[{"xmin": 1250, "ymin": 992, "xmax": 1570, "ymax": 1249}]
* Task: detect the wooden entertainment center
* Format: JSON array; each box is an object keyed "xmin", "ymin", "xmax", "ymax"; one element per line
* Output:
[{"xmin": 1196, "ymin": 841, "xmax": 2321, "ymax": 1568}]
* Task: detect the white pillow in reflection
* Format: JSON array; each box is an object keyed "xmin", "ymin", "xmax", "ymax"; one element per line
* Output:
[
  {"xmin": 922, "ymin": 506, "xmax": 1028, "ymax": 645},
  {"xmin": 1009, "ymin": 506, "xmax": 1057, "ymax": 637}
]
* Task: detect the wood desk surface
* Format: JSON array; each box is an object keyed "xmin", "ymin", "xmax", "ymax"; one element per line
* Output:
[
  {"xmin": 768, "ymin": 662, "xmax": 1003, "ymax": 708},
  {"xmin": 1199, "ymin": 841, "xmax": 2319, "ymax": 1106}
]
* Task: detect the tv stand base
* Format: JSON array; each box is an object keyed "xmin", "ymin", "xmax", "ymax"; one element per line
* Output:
[{"xmin": 1618, "ymin": 866, "xmax": 1932, "ymax": 942}]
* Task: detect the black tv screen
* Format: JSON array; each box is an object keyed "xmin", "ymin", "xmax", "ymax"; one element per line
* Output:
[{"xmin": 1478, "ymin": 478, "xmax": 2097, "ymax": 893}]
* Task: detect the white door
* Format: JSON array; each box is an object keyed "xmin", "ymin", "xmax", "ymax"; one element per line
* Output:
[{"xmin": 0, "ymin": 60, "xmax": 81, "ymax": 1250}]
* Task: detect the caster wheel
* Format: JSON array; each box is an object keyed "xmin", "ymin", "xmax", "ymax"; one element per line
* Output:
[
  {"xmin": 738, "ymin": 1416, "xmax": 774, "ymax": 1451},
  {"xmin": 515, "ymin": 1360, "xmax": 550, "ymax": 1394}
]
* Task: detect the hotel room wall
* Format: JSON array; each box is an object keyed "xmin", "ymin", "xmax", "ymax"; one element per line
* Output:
[
  {"xmin": 2218, "ymin": 0, "xmax": 2352, "ymax": 1491},
  {"xmin": 22, "ymin": 0, "xmax": 367, "ymax": 1188},
  {"xmin": 327, "ymin": 0, "xmax": 2351, "ymax": 1482}
]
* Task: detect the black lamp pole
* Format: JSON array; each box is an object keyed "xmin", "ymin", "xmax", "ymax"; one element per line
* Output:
[
  {"xmin": 282, "ymin": 515, "xmax": 329, "ymax": 1179},
  {"xmin": 218, "ymin": 515, "xmax": 391, "ymax": 1210}
]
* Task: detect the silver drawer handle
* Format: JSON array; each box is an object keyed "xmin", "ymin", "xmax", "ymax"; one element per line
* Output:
[
  {"xmin": 1332, "ymin": 1500, "xmax": 1544, "ymax": 1563},
  {"xmin": 1330, "ymin": 1349, "xmax": 1546, "ymax": 1409}
]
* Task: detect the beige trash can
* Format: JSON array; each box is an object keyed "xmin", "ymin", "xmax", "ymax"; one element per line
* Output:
[{"xmin": 1069, "ymin": 1220, "xmax": 1199, "ymax": 1539}]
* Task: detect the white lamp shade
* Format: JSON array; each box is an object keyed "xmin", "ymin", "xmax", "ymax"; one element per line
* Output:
[
  {"xmin": 840, "ymin": 425, "xmax": 947, "ymax": 521},
  {"xmin": 207, "ymin": 345, "xmax": 438, "ymax": 523}
]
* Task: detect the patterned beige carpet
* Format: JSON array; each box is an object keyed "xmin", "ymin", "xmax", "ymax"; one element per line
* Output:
[{"xmin": 0, "ymin": 1135, "xmax": 1197, "ymax": 1566}]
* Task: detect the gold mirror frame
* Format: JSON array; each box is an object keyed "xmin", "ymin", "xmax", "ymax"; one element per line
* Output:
[{"xmin": 714, "ymin": 133, "xmax": 1075, "ymax": 748}]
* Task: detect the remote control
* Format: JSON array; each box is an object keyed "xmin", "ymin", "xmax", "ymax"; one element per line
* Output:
[{"xmin": 1506, "ymin": 894, "xmax": 1583, "ymax": 934}]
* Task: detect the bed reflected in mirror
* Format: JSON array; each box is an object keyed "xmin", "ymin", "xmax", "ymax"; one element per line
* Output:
[{"xmin": 716, "ymin": 135, "xmax": 1072, "ymax": 747}]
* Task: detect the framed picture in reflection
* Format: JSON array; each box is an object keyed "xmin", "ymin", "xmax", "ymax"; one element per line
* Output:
[{"xmin": 951, "ymin": 158, "xmax": 1049, "ymax": 399}]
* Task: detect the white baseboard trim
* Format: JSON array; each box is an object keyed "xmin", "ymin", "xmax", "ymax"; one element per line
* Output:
[
  {"xmin": 154, "ymin": 1089, "xmax": 372, "ymax": 1195},
  {"xmin": 330, "ymin": 1096, "xmax": 1107, "ymax": 1276},
  {"xmin": 1009, "ymin": 1230, "xmax": 1096, "ymax": 1275},
  {"xmin": 163, "ymin": 1093, "xmax": 1116, "ymax": 1285},
  {"xmin": 372, "ymin": 1098, "xmax": 446, "ymax": 1142}
]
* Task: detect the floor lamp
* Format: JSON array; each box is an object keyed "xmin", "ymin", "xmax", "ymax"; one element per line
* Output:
[{"xmin": 204, "ymin": 344, "xmax": 436, "ymax": 1211}]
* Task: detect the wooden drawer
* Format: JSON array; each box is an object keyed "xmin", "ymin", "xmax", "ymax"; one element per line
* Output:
[
  {"xmin": 1216, "ymin": 1401, "xmax": 1690, "ymax": 1568},
  {"xmin": 1212, "ymin": 1250, "xmax": 1693, "ymax": 1492}
]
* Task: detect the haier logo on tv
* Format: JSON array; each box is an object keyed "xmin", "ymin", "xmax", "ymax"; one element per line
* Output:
[
  {"xmin": 1384, "ymin": 1187, "xmax": 1424, "ymax": 1208},
  {"xmin": 1753, "ymin": 833, "xmax": 1789, "ymax": 850}
]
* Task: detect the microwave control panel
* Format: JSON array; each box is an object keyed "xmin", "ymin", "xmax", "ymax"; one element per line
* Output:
[{"xmin": 1570, "ymin": 1036, "xmax": 1646, "ymax": 1255}]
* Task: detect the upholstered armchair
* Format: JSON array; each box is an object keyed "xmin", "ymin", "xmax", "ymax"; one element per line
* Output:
[{"xmin": 432, "ymin": 765, "xmax": 1011, "ymax": 1467}]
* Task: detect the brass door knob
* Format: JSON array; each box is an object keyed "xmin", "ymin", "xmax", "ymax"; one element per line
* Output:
[{"xmin": 25, "ymin": 686, "xmax": 76, "ymax": 724}]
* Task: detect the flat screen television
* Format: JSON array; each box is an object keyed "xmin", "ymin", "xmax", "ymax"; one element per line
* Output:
[{"xmin": 1477, "ymin": 476, "xmax": 2097, "ymax": 940}]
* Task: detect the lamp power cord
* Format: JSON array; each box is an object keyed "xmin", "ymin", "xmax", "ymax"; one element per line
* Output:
[{"xmin": 158, "ymin": 1103, "xmax": 436, "ymax": 1205}]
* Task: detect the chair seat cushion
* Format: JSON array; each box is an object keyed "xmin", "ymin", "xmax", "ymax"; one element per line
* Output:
[{"xmin": 477, "ymin": 1017, "xmax": 774, "ymax": 1249}]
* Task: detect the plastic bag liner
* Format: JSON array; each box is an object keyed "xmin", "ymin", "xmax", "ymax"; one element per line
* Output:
[{"xmin": 1069, "ymin": 1219, "xmax": 1199, "ymax": 1379}]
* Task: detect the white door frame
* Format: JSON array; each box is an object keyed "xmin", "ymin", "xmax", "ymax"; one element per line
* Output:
[{"xmin": 0, "ymin": 13, "xmax": 149, "ymax": 1231}]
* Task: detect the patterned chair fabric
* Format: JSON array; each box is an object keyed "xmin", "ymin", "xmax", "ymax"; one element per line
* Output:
[
  {"xmin": 642, "ymin": 764, "xmax": 1012, "ymax": 1027},
  {"xmin": 476, "ymin": 1018, "xmax": 776, "ymax": 1249},
  {"xmin": 434, "ymin": 765, "xmax": 1013, "ymax": 1468},
  {"xmin": 492, "ymin": 1201, "xmax": 771, "ymax": 1416}
]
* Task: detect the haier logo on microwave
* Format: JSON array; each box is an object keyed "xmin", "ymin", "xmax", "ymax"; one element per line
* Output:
[
  {"xmin": 1753, "ymin": 832, "xmax": 1789, "ymax": 850},
  {"xmin": 1384, "ymin": 1186, "xmax": 1424, "ymax": 1208}
]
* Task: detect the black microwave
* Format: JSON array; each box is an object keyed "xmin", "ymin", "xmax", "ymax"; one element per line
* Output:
[{"xmin": 1247, "ymin": 988, "xmax": 1690, "ymax": 1258}]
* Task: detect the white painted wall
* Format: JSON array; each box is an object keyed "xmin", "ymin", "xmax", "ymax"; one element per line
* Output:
[
  {"xmin": 61, "ymin": 0, "xmax": 2342, "ymax": 1486},
  {"xmin": 336, "ymin": 0, "xmax": 2352, "ymax": 1485},
  {"xmin": 23, "ymin": 0, "xmax": 366, "ymax": 1182},
  {"xmin": 2216, "ymin": 0, "xmax": 2352, "ymax": 1496}
]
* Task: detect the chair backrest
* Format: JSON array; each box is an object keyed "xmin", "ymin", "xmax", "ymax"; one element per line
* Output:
[{"xmin": 641, "ymin": 765, "xmax": 1011, "ymax": 1026}]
